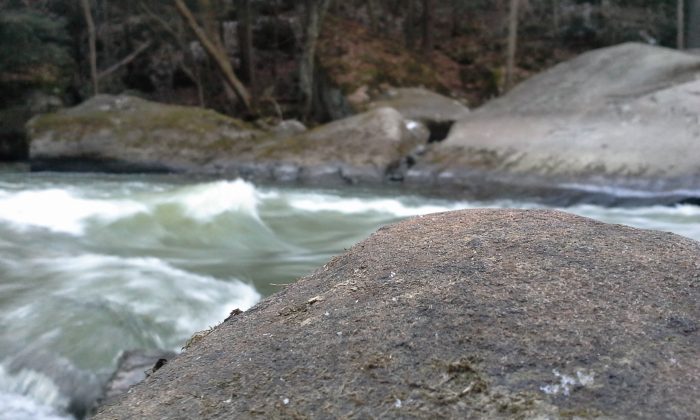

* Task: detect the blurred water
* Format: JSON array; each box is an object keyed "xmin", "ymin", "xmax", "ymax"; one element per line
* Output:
[{"xmin": 0, "ymin": 172, "xmax": 698, "ymax": 418}]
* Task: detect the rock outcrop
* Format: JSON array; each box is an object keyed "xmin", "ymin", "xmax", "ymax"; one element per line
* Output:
[
  {"xmin": 242, "ymin": 106, "xmax": 425, "ymax": 184},
  {"xmin": 28, "ymin": 95, "xmax": 265, "ymax": 172},
  {"xmin": 368, "ymin": 87, "xmax": 469, "ymax": 141},
  {"xmin": 28, "ymin": 95, "xmax": 425, "ymax": 184},
  {"xmin": 410, "ymin": 43, "xmax": 700, "ymax": 204},
  {"xmin": 27, "ymin": 43, "xmax": 700, "ymax": 204},
  {"xmin": 95, "ymin": 209, "xmax": 700, "ymax": 419}
]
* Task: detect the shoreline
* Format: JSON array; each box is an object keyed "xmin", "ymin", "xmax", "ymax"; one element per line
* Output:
[{"xmin": 12, "ymin": 158, "xmax": 700, "ymax": 208}]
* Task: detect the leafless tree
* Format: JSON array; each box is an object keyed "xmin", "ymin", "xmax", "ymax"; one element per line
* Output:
[
  {"xmin": 238, "ymin": 0, "xmax": 255, "ymax": 90},
  {"xmin": 299, "ymin": 0, "xmax": 332, "ymax": 120},
  {"xmin": 505, "ymin": 0, "xmax": 520, "ymax": 91},
  {"xmin": 689, "ymin": 0, "xmax": 700, "ymax": 48},
  {"xmin": 174, "ymin": 0, "xmax": 252, "ymax": 113},
  {"xmin": 422, "ymin": 0, "xmax": 433, "ymax": 55},
  {"xmin": 80, "ymin": 0, "xmax": 99, "ymax": 95}
]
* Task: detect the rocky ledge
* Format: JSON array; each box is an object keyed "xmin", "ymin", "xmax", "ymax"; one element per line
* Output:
[
  {"xmin": 95, "ymin": 209, "xmax": 699, "ymax": 419},
  {"xmin": 27, "ymin": 94, "xmax": 425, "ymax": 185},
  {"xmin": 27, "ymin": 43, "xmax": 700, "ymax": 205},
  {"xmin": 409, "ymin": 43, "xmax": 700, "ymax": 204}
]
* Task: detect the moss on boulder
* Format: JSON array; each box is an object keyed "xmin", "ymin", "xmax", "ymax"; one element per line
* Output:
[
  {"xmin": 28, "ymin": 95, "xmax": 265, "ymax": 172},
  {"xmin": 28, "ymin": 95, "xmax": 425, "ymax": 184}
]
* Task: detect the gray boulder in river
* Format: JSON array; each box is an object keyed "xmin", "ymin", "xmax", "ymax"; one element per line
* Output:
[
  {"xmin": 410, "ymin": 43, "xmax": 700, "ymax": 203},
  {"xmin": 367, "ymin": 87, "xmax": 470, "ymax": 141},
  {"xmin": 27, "ymin": 95, "xmax": 425, "ymax": 184},
  {"xmin": 95, "ymin": 209, "xmax": 700, "ymax": 419}
]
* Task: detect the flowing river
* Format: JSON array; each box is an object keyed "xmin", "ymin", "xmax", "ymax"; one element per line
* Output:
[{"xmin": 1, "ymin": 171, "xmax": 699, "ymax": 419}]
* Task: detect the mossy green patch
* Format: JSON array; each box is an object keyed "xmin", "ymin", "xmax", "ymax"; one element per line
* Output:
[{"xmin": 29, "ymin": 96, "xmax": 261, "ymax": 151}]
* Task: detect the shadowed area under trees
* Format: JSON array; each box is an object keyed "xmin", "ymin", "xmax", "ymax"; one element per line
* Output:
[{"xmin": 0, "ymin": 0, "xmax": 694, "ymax": 160}]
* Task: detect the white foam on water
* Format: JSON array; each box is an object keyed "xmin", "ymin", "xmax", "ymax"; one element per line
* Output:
[
  {"xmin": 0, "ymin": 189, "xmax": 146, "ymax": 235},
  {"xmin": 560, "ymin": 182, "xmax": 700, "ymax": 199},
  {"xmin": 33, "ymin": 253, "xmax": 261, "ymax": 338},
  {"xmin": 0, "ymin": 179, "xmax": 267, "ymax": 236},
  {"xmin": 0, "ymin": 392, "xmax": 72, "ymax": 420},
  {"xmin": 164, "ymin": 179, "xmax": 261, "ymax": 221},
  {"xmin": 568, "ymin": 203, "xmax": 700, "ymax": 241},
  {"xmin": 288, "ymin": 194, "xmax": 473, "ymax": 217},
  {"xmin": 0, "ymin": 365, "xmax": 71, "ymax": 420}
]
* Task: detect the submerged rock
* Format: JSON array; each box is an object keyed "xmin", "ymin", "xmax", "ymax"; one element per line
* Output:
[
  {"xmin": 95, "ymin": 209, "xmax": 700, "ymax": 419},
  {"xmin": 412, "ymin": 43, "xmax": 700, "ymax": 204},
  {"xmin": 99, "ymin": 349, "xmax": 177, "ymax": 406}
]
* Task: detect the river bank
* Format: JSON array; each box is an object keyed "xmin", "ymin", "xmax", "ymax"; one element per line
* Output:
[{"xmin": 26, "ymin": 43, "xmax": 700, "ymax": 207}]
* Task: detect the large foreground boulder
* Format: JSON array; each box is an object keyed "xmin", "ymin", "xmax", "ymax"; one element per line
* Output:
[
  {"xmin": 28, "ymin": 95, "xmax": 424, "ymax": 184},
  {"xmin": 96, "ymin": 209, "xmax": 699, "ymax": 419},
  {"xmin": 410, "ymin": 43, "xmax": 700, "ymax": 204}
]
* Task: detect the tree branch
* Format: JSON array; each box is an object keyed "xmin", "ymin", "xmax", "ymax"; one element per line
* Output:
[
  {"xmin": 174, "ymin": 0, "xmax": 252, "ymax": 113},
  {"xmin": 98, "ymin": 41, "xmax": 152, "ymax": 80}
]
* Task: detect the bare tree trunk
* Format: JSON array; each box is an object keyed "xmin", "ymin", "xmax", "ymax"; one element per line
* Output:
[
  {"xmin": 678, "ymin": 0, "xmax": 685, "ymax": 49},
  {"xmin": 505, "ymin": 0, "xmax": 520, "ymax": 91},
  {"xmin": 141, "ymin": 3, "xmax": 205, "ymax": 107},
  {"xmin": 689, "ymin": 0, "xmax": 700, "ymax": 48},
  {"xmin": 97, "ymin": 41, "xmax": 152, "ymax": 80},
  {"xmin": 272, "ymin": 0, "xmax": 280, "ymax": 81},
  {"xmin": 404, "ymin": 0, "xmax": 416, "ymax": 49},
  {"xmin": 199, "ymin": 0, "xmax": 221, "ymax": 49},
  {"xmin": 238, "ymin": 0, "xmax": 255, "ymax": 89},
  {"xmin": 450, "ymin": 0, "xmax": 462, "ymax": 36},
  {"xmin": 422, "ymin": 0, "xmax": 433, "ymax": 55},
  {"xmin": 552, "ymin": 0, "xmax": 559, "ymax": 35},
  {"xmin": 80, "ymin": 0, "xmax": 99, "ymax": 95},
  {"xmin": 299, "ymin": 0, "xmax": 332, "ymax": 120},
  {"xmin": 174, "ymin": 0, "xmax": 252, "ymax": 113}
]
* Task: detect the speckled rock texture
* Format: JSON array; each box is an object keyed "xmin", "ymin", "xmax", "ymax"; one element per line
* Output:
[{"xmin": 95, "ymin": 209, "xmax": 700, "ymax": 419}]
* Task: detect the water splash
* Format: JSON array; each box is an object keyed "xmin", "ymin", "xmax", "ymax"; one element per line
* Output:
[
  {"xmin": 287, "ymin": 193, "xmax": 474, "ymax": 217},
  {"xmin": 0, "ymin": 189, "xmax": 146, "ymax": 235}
]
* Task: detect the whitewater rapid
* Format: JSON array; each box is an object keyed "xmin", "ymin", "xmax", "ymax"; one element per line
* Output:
[{"xmin": 0, "ymin": 173, "xmax": 698, "ymax": 419}]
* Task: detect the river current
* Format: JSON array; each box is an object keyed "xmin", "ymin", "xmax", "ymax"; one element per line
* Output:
[{"xmin": 0, "ymin": 172, "xmax": 699, "ymax": 419}]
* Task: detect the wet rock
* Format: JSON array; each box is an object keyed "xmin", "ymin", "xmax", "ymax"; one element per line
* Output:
[
  {"xmin": 415, "ymin": 43, "xmax": 700, "ymax": 202},
  {"xmin": 100, "ymin": 349, "xmax": 177, "ymax": 406},
  {"xmin": 95, "ymin": 209, "xmax": 700, "ymax": 419}
]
